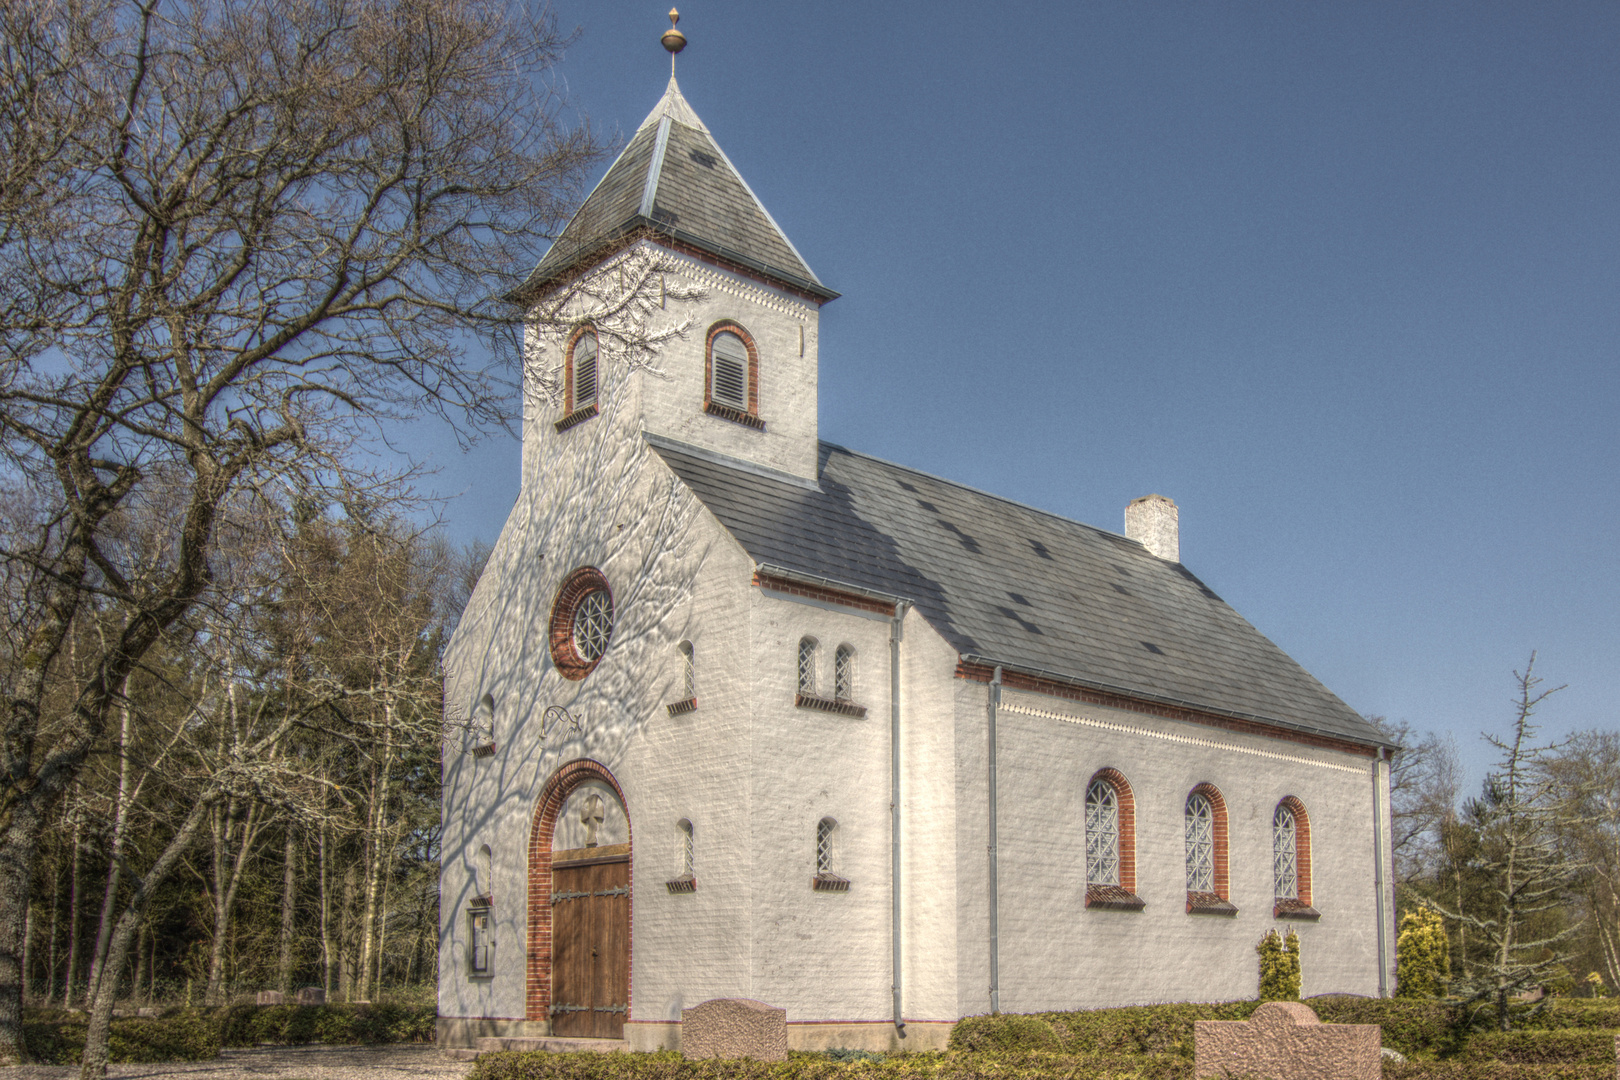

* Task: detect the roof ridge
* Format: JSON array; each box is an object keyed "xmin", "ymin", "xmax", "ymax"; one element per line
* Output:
[
  {"xmin": 818, "ymin": 441, "xmax": 1147, "ymax": 551},
  {"xmin": 636, "ymin": 75, "xmax": 707, "ymax": 133}
]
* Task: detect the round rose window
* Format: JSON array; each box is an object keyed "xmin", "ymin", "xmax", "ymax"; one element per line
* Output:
[{"xmin": 550, "ymin": 567, "xmax": 614, "ymax": 679}]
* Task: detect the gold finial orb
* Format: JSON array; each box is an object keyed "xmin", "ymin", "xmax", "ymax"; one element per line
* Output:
[{"xmin": 662, "ymin": 8, "xmax": 686, "ymax": 54}]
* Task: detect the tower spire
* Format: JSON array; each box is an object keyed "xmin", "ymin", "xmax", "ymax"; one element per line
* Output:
[{"xmin": 661, "ymin": 8, "xmax": 686, "ymax": 78}]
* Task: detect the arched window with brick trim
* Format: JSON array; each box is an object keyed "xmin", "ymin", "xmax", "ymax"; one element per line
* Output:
[
  {"xmin": 1273, "ymin": 796, "xmax": 1319, "ymax": 919},
  {"xmin": 557, "ymin": 326, "xmax": 600, "ymax": 431},
  {"xmin": 1185, "ymin": 784, "xmax": 1235, "ymax": 915},
  {"xmin": 704, "ymin": 322, "xmax": 763, "ymax": 429},
  {"xmin": 1084, "ymin": 768, "xmax": 1143, "ymax": 910}
]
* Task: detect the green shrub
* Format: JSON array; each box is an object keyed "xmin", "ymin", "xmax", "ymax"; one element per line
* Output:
[
  {"xmin": 1520, "ymin": 1000, "xmax": 1620, "ymax": 1030},
  {"xmin": 1306, "ymin": 995, "xmax": 1466, "ymax": 1059},
  {"xmin": 20, "ymin": 1011, "xmax": 220, "ymax": 1065},
  {"xmin": 948, "ymin": 1013, "xmax": 1060, "ymax": 1052},
  {"xmin": 1460, "ymin": 1030, "xmax": 1620, "ymax": 1064},
  {"xmin": 1397, "ymin": 908, "xmax": 1452, "ymax": 999},
  {"xmin": 1040, "ymin": 1001, "xmax": 1260, "ymax": 1057},
  {"xmin": 213, "ymin": 1001, "xmax": 435, "ymax": 1046},
  {"xmin": 1383, "ymin": 1064, "xmax": 1613, "ymax": 1080},
  {"xmin": 1257, "ymin": 929, "xmax": 1301, "ymax": 1001},
  {"xmin": 469, "ymin": 1049, "xmax": 1198, "ymax": 1080}
]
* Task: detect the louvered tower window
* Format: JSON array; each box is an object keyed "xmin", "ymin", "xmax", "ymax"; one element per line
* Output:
[
  {"xmin": 571, "ymin": 331, "xmax": 598, "ymax": 410},
  {"xmin": 1185, "ymin": 793, "xmax": 1215, "ymax": 893},
  {"xmin": 1273, "ymin": 804, "xmax": 1299, "ymax": 900},
  {"xmin": 1085, "ymin": 779, "xmax": 1120, "ymax": 887},
  {"xmin": 710, "ymin": 331, "xmax": 749, "ymax": 410}
]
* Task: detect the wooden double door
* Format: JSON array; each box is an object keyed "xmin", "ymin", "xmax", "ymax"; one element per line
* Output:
[{"xmin": 550, "ymin": 853, "xmax": 629, "ymax": 1039}]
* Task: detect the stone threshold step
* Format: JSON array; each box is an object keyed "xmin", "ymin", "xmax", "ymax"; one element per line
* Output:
[{"xmin": 474, "ymin": 1036, "xmax": 629, "ymax": 1056}]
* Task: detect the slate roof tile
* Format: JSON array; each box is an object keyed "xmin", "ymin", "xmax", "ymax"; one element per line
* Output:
[{"xmin": 651, "ymin": 436, "xmax": 1382, "ymax": 747}]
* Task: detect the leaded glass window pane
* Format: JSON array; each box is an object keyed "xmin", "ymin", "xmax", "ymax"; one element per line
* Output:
[
  {"xmin": 835, "ymin": 646, "xmax": 854, "ymax": 702},
  {"xmin": 1273, "ymin": 805, "xmax": 1298, "ymax": 900},
  {"xmin": 679, "ymin": 641, "xmax": 695, "ymax": 698},
  {"xmin": 798, "ymin": 638, "xmax": 817, "ymax": 695},
  {"xmin": 679, "ymin": 819, "xmax": 694, "ymax": 876},
  {"xmin": 1085, "ymin": 779, "xmax": 1120, "ymax": 887},
  {"xmin": 572, "ymin": 589, "xmax": 612, "ymax": 662},
  {"xmin": 816, "ymin": 818, "xmax": 835, "ymax": 874},
  {"xmin": 1185, "ymin": 793, "xmax": 1215, "ymax": 892}
]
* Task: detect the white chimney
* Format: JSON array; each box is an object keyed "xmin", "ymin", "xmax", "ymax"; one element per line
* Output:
[{"xmin": 1125, "ymin": 494, "xmax": 1179, "ymax": 562}]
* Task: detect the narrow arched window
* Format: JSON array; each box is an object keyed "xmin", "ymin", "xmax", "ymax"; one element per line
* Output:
[
  {"xmin": 1272, "ymin": 797, "xmax": 1314, "ymax": 916},
  {"xmin": 1185, "ymin": 794, "xmax": 1214, "ymax": 893},
  {"xmin": 816, "ymin": 817, "xmax": 836, "ymax": 874},
  {"xmin": 568, "ymin": 329, "xmax": 598, "ymax": 412},
  {"xmin": 710, "ymin": 330, "xmax": 749, "ymax": 410},
  {"xmin": 1085, "ymin": 779, "xmax": 1120, "ymax": 887},
  {"xmin": 798, "ymin": 637, "xmax": 818, "ymax": 696},
  {"xmin": 477, "ymin": 844, "xmax": 493, "ymax": 900},
  {"xmin": 1084, "ymin": 769, "xmax": 1142, "ymax": 909},
  {"xmin": 1273, "ymin": 804, "xmax": 1298, "ymax": 899},
  {"xmin": 678, "ymin": 819, "xmax": 694, "ymax": 876},
  {"xmin": 1184, "ymin": 784, "xmax": 1233, "ymax": 914},
  {"xmin": 679, "ymin": 641, "xmax": 695, "ymax": 699},
  {"xmin": 834, "ymin": 645, "xmax": 855, "ymax": 702}
]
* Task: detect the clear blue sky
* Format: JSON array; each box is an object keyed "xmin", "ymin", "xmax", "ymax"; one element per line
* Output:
[{"xmin": 417, "ymin": 2, "xmax": 1620, "ymax": 790}]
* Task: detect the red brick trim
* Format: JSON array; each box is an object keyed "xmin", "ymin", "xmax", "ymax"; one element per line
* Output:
[
  {"xmin": 1085, "ymin": 884, "xmax": 1145, "ymax": 911},
  {"xmin": 471, "ymin": 743, "xmax": 498, "ymax": 759},
  {"xmin": 665, "ymin": 874, "xmax": 696, "ymax": 894},
  {"xmin": 665, "ymin": 697, "xmax": 697, "ymax": 717},
  {"xmin": 549, "ymin": 567, "xmax": 612, "ymax": 681},
  {"xmin": 1274, "ymin": 795, "xmax": 1314, "ymax": 913},
  {"xmin": 563, "ymin": 325, "xmax": 597, "ymax": 415},
  {"xmin": 1086, "ymin": 767, "xmax": 1136, "ymax": 898},
  {"xmin": 704, "ymin": 321, "xmax": 761, "ymax": 423},
  {"xmin": 812, "ymin": 873, "xmax": 850, "ymax": 892},
  {"xmin": 1188, "ymin": 782, "xmax": 1231, "ymax": 903},
  {"xmin": 955, "ymin": 660, "xmax": 1378, "ymax": 759},
  {"xmin": 753, "ymin": 571, "xmax": 897, "ymax": 617},
  {"xmin": 526, "ymin": 759, "xmax": 633, "ymax": 1024}
]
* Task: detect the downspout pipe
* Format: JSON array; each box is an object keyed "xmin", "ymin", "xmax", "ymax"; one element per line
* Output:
[
  {"xmin": 987, "ymin": 666, "xmax": 1002, "ymax": 1015},
  {"xmin": 1373, "ymin": 747, "xmax": 1392, "ymax": 997},
  {"xmin": 890, "ymin": 601, "xmax": 910, "ymax": 1038}
]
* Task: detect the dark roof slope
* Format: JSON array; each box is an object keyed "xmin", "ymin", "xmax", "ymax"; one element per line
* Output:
[
  {"xmin": 519, "ymin": 79, "xmax": 832, "ymax": 301},
  {"xmin": 651, "ymin": 436, "xmax": 1382, "ymax": 746}
]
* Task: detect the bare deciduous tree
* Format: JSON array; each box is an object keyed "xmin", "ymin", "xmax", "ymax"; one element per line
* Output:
[
  {"xmin": 1427, "ymin": 654, "xmax": 1587, "ymax": 1030},
  {"xmin": 0, "ymin": 0, "xmax": 607, "ymax": 1066}
]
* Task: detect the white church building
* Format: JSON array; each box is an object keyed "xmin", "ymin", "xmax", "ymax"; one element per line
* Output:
[{"xmin": 438, "ymin": 69, "xmax": 1397, "ymax": 1052}]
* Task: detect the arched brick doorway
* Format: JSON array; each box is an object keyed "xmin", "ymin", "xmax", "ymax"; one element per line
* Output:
[{"xmin": 527, "ymin": 759, "xmax": 632, "ymax": 1037}]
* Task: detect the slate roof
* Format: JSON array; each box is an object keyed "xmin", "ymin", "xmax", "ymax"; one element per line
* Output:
[
  {"xmin": 650, "ymin": 435, "xmax": 1384, "ymax": 747},
  {"xmin": 518, "ymin": 79, "xmax": 834, "ymax": 301}
]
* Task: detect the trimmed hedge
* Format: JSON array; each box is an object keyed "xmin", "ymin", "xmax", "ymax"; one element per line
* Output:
[
  {"xmin": 19, "ymin": 1002, "xmax": 435, "ymax": 1064},
  {"xmin": 469, "ymin": 1050, "xmax": 1198, "ymax": 1080},
  {"xmin": 1384, "ymin": 1066, "xmax": 1613, "ymax": 1080},
  {"xmin": 21, "ymin": 1012, "xmax": 220, "ymax": 1065},
  {"xmin": 1460, "ymin": 1030, "xmax": 1620, "ymax": 1064},
  {"xmin": 214, "ymin": 1002, "xmax": 436, "ymax": 1046}
]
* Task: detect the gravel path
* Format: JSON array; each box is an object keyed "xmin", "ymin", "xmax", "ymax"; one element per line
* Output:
[{"xmin": 2, "ymin": 1044, "xmax": 473, "ymax": 1080}]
